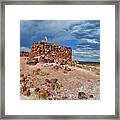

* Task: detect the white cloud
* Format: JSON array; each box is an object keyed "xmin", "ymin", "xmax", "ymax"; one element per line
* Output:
[
  {"xmin": 20, "ymin": 47, "xmax": 30, "ymax": 52},
  {"xmin": 72, "ymin": 49, "xmax": 100, "ymax": 62},
  {"xmin": 86, "ymin": 39, "xmax": 99, "ymax": 44}
]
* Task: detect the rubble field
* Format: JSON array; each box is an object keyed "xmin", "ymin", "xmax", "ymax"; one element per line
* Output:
[{"xmin": 20, "ymin": 57, "xmax": 100, "ymax": 100}]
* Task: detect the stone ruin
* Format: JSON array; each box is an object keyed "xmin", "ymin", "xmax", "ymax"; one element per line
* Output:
[
  {"xmin": 29, "ymin": 42, "xmax": 72, "ymax": 64},
  {"xmin": 20, "ymin": 51, "xmax": 29, "ymax": 57},
  {"xmin": 21, "ymin": 41, "xmax": 72, "ymax": 64}
]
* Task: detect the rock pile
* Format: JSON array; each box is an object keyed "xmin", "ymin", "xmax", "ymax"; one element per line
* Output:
[
  {"xmin": 20, "ymin": 73, "xmax": 64, "ymax": 100},
  {"xmin": 78, "ymin": 92, "xmax": 88, "ymax": 99},
  {"xmin": 26, "ymin": 58, "xmax": 38, "ymax": 65},
  {"xmin": 29, "ymin": 42, "xmax": 72, "ymax": 64},
  {"xmin": 20, "ymin": 51, "xmax": 29, "ymax": 57}
]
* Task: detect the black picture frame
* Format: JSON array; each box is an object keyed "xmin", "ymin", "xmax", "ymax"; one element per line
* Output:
[{"xmin": 0, "ymin": 0, "xmax": 119, "ymax": 119}]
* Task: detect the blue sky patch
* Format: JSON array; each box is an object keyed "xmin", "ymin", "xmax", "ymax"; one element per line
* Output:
[{"xmin": 20, "ymin": 20, "xmax": 100, "ymax": 62}]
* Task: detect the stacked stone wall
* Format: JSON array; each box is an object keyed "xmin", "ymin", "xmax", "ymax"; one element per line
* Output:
[
  {"xmin": 29, "ymin": 42, "xmax": 72, "ymax": 64},
  {"xmin": 20, "ymin": 51, "xmax": 29, "ymax": 57}
]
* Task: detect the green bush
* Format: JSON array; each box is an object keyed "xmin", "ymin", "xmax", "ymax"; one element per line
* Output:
[
  {"xmin": 39, "ymin": 68, "xmax": 49, "ymax": 76},
  {"xmin": 31, "ymin": 93, "xmax": 40, "ymax": 100}
]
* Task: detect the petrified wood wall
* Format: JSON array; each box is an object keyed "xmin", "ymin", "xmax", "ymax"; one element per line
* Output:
[
  {"xmin": 20, "ymin": 51, "xmax": 29, "ymax": 57},
  {"xmin": 29, "ymin": 42, "xmax": 72, "ymax": 63}
]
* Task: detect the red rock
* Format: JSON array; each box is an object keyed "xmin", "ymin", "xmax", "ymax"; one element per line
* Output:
[
  {"xmin": 39, "ymin": 89, "xmax": 50, "ymax": 99},
  {"xmin": 29, "ymin": 42, "xmax": 72, "ymax": 64},
  {"xmin": 78, "ymin": 92, "xmax": 88, "ymax": 99},
  {"xmin": 50, "ymin": 78, "xmax": 58, "ymax": 83},
  {"xmin": 34, "ymin": 88, "xmax": 40, "ymax": 92},
  {"xmin": 45, "ymin": 79, "xmax": 51, "ymax": 83},
  {"xmin": 64, "ymin": 66, "xmax": 71, "ymax": 71},
  {"xmin": 26, "ymin": 90, "xmax": 31, "ymax": 96},
  {"xmin": 20, "ymin": 51, "xmax": 29, "ymax": 57},
  {"xmin": 26, "ymin": 58, "xmax": 38, "ymax": 65},
  {"xmin": 89, "ymin": 94, "xmax": 94, "ymax": 98}
]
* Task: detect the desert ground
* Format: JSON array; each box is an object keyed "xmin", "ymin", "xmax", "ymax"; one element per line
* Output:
[{"xmin": 20, "ymin": 57, "xmax": 100, "ymax": 100}]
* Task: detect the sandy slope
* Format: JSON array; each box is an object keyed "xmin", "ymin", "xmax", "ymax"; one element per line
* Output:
[{"xmin": 20, "ymin": 57, "xmax": 100, "ymax": 100}]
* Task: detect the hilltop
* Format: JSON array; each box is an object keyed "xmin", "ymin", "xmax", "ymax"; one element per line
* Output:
[{"xmin": 20, "ymin": 41, "xmax": 100, "ymax": 100}]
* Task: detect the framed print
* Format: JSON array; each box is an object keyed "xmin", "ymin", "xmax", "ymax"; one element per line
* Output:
[{"xmin": 0, "ymin": 0, "xmax": 119, "ymax": 119}]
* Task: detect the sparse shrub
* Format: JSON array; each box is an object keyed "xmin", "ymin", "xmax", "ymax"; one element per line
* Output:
[
  {"xmin": 33, "ymin": 68, "xmax": 49, "ymax": 76},
  {"xmin": 31, "ymin": 93, "xmax": 40, "ymax": 100},
  {"xmin": 39, "ymin": 68, "xmax": 49, "ymax": 76}
]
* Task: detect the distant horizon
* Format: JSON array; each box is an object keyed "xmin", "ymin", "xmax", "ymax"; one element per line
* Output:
[{"xmin": 20, "ymin": 20, "xmax": 100, "ymax": 62}]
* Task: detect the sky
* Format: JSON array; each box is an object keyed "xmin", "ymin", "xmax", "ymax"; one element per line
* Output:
[{"xmin": 20, "ymin": 20, "xmax": 100, "ymax": 62}]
